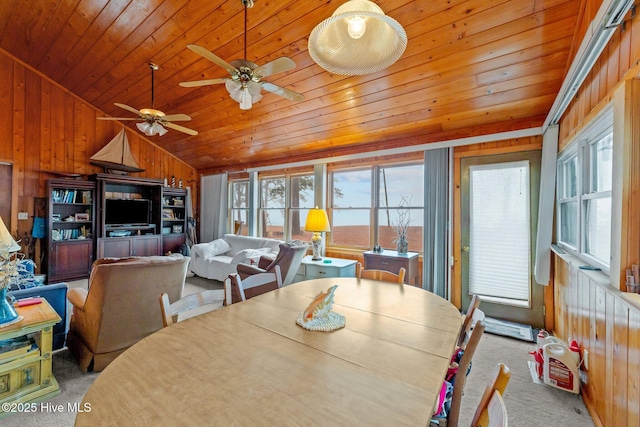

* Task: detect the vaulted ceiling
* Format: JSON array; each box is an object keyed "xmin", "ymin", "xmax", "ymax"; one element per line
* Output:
[{"xmin": 0, "ymin": 0, "xmax": 581, "ymax": 174}]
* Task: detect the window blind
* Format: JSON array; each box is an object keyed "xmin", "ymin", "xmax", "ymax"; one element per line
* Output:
[{"xmin": 469, "ymin": 161, "xmax": 531, "ymax": 301}]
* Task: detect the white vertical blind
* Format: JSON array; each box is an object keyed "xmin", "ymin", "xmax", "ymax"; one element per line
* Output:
[{"xmin": 469, "ymin": 161, "xmax": 531, "ymax": 301}]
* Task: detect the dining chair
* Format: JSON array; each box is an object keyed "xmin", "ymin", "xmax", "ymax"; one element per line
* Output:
[
  {"xmin": 225, "ymin": 266, "xmax": 283, "ymax": 304},
  {"xmin": 436, "ymin": 319, "xmax": 486, "ymax": 427},
  {"xmin": 457, "ymin": 294, "xmax": 481, "ymax": 347},
  {"xmin": 355, "ymin": 261, "xmax": 406, "ymax": 284},
  {"xmin": 470, "ymin": 363, "xmax": 510, "ymax": 427},
  {"xmin": 159, "ymin": 289, "xmax": 225, "ymax": 328},
  {"xmin": 233, "ymin": 220, "xmax": 243, "ymax": 235}
]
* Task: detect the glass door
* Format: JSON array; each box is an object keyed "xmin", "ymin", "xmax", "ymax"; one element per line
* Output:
[{"xmin": 460, "ymin": 151, "xmax": 544, "ymax": 328}]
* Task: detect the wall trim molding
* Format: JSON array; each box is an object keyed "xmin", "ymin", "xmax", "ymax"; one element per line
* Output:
[{"xmin": 246, "ymin": 127, "xmax": 542, "ymax": 173}]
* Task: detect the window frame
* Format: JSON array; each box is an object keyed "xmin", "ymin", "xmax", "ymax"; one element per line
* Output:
[
  {"xmin": 256, "ymin": 172, "xmax": 315, "ymax": 241},
  {"xmin": 556, "ymin": 105, "xmax": 613, "ymax": 271},
  {"xmin": 228, "ymin": 178, "xmax": 250, "ymax": 235},
  {"xmin": 328, "ymin": 161, "xmax": 424, "ymax": 252}
]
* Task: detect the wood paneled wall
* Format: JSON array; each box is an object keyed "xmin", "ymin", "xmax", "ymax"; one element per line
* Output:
[
  {"xmin": 554, "ymin": 5, "xmax": 640, "ymax": 427},
  {"xmin": 0, "ymin": 49, "xmax": 198, "ymax": 253},
  {"xmin": 554, "ymin": 253, "xmax": 640, "ymax": 427}
]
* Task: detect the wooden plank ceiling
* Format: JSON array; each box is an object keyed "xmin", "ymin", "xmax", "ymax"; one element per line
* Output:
[{"xmin": 0, "ymin": 0, "xmax": 581, "ymax": 174}]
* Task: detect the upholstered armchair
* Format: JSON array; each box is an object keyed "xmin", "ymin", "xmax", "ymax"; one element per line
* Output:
[
  {"xmin": 66, "ymin": 256, "xmax": 189, "ymax": 372},
  {"xmin": 236, "ymin": 241, "xmax": 308, "ymax": 292}
]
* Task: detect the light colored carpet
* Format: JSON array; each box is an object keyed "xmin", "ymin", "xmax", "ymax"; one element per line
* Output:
[{"xmin": 3, "ymin": 277, "xmax": 595, "ymax": 426}]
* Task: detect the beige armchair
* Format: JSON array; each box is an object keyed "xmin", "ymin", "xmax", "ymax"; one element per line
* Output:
[
  {"xmin": 236, "ymin": 241, "xmax": 308, "ymax": 287},
  {"xmin": 66, "ymin": 256, "xmax": 189, "ymax": 372}
]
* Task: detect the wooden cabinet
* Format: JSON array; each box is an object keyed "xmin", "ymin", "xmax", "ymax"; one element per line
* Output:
[
  {"xmin": 161, "ymin": 188, "xmax": 187, "ymax": 254},
  {"xmin": 93, "ymin": 174, "xmax": 163, "ymax": 259},
  {"xmin": 48, "ymin": 240, "xmax": 93, "ymax": 282},
  {"xmin": 47, "ymin": 179, "xmax": 95, "ymax": 282},
  {"xmin": 294, "ymin": 256, "xmax": 357, "ymax": 282},
  {"xmin": 97, "ymin": 235, "xmax": 162, "ymax": 258},
  {"xmin": 0, "ymin": 300, "xmax": 60, "ymax": 418},
  {"xmin": 363, "ymin": 250, "xmax": 419, "ymax": 286}
]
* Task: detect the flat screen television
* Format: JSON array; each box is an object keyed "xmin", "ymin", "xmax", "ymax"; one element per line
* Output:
[{"xmin": 105, "ymin": 199, "xmax": 150, "ymax": 226}]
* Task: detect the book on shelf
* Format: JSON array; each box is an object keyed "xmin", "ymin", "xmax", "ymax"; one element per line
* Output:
[
  {"xmin": 0, "ymin": 335, "xmax": 37, "ymax": 361},
  {"xmin": 51, "ymin": 189, "xmax": 92, "ymax": 204}
]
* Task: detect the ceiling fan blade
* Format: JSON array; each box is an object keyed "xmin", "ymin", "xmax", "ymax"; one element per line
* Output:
[
  {"xmin": 179, "ymin": 78, "xmax": 227, "ymax": 88},
  {"xmin": 254, "ymin": 57, "xmax": 296, "ymax": 78},
  {"xmin": 97, "ymin": 117, "xmax": 141, "ymax": 121},
  {"xmin": 164, "ymin": 122, "xmax": 199, "ymax": 136},
  {"xmin": 114, "ymin": 103, "xmax": 142, "ymax": 116},
  {"xmin": 262, "ymin": 82, "xmax": 305, "ymax": 102},
  {"xmin": 187, "ymin": 44, "xmax": 237, "ymax": 75},
  {"xmin": 162, "ymin": 113, "xmax": 192, "ymax": 122}
]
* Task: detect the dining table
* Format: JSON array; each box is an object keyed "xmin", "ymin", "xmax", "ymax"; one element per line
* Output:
[{"xmin": 75, "ymin": 277, "xmax": 462, "ymax": 426}]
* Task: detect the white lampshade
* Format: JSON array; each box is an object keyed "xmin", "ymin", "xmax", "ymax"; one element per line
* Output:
[
  {"xmin": 226, "ymin": 80, "xmax": 263, "ymax": 110},
  {"xmin": 0, "ymin": 216, "xmax": 20, "ymax": 253},
  {"xmin": 308, "ymin": 0, "xmax": 407, "ymax": 75},
  {"xmin": 136, "ymin": 121, "xmax": 168, "ymax": 136}
]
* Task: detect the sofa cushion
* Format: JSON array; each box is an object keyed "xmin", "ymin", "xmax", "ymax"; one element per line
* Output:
[
  {"xmin": 224, "ymin": 234, "xmax": 282, "ymax": 256},
  {"xmin": 230, "ymin": 248, "xmax": 272, "ymax": 265},
  {"xmin": 208, "ymin": 238, "xmax": 232, "ymax": 256}
]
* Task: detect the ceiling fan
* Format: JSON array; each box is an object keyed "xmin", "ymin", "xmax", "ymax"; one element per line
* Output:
[
  {"xmin": 99, "ymin": 63, "xmax": 198, "ymax": 136},
  {"xmin": 179, "ymin": 0, "xmax": 304, "ymax": 110}
]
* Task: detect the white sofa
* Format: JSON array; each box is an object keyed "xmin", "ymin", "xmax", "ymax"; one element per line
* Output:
[{"xmin": 189, "ymin": 234, "xmax": 283, "ymax": 281}]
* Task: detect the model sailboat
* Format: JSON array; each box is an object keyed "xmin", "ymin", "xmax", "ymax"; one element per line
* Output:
[{"xmin": 90, "ymin": 128, "xmax": 145, "ymax": 174}]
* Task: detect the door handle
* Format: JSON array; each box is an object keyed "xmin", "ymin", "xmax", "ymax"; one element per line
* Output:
[{"xmin": 462, "ymin": 245, "xmax": 470, "ymax": 252}]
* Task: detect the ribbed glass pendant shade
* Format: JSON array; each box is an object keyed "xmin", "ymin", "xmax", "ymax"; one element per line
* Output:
[{"xmin": 308, "ymin": 0, "xmax": 407, "ymax": 75}]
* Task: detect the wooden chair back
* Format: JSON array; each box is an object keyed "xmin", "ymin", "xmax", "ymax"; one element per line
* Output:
[
  {"xmin": 471, "ymin": 363, "xmax": 510, "ymax": 427},
  {"xmin": 233, "ymin": 220, "xmax": 243, "ymax": 235},
  {"xmin": 447, "ymin": 319, "xmax": 485, "ymax": 427},
  {"xmin": 356, "ymin": 261, "xmax": 405, "ymax": 284},
  {"xmin": 226, "ymin": 265, "xmax": 283, "ymax": 304},
  {"xmin": 457, "ymin": 294, "xmax": 480, "ymax": 347},
  {"xmin": 159, "ymin": 289, "xmax": 225, "ymax": 328}
]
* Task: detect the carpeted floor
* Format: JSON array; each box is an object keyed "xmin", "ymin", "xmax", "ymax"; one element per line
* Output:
[{"xmin": 2, "ymin": 276, "xmax": 595, "ymax": 426}]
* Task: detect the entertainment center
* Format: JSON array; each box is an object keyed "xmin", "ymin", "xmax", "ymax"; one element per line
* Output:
[{"xmin": 46, "ymin": 174, "xmax": 188, "ymax": 282}]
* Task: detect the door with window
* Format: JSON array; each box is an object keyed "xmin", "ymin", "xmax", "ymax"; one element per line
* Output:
[{"xmin": 460, "ymin": 151, "xmax": 543, "ymax": 328}]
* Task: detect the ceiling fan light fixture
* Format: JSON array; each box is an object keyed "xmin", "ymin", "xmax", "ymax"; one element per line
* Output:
[
  {"xmin": 239, "ymin": 89, "xmax": 253, "ymax": 110},
  {"xmin": 139, "ymin": 108, "xmax": 165, "ymax": 117},
  {"xmin": 136, "ymin": 121, "xmax": 168, "ymax": 136},
  {"xmin": 308, "ymin": 0, "xmax": 407, "ymax": 75}
]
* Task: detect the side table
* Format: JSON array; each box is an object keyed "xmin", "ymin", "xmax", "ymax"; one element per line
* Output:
[
  {"xmin": 0, "ymin": 299, "xmax": 61, "ymax": 417},
  {"xmin": 363, "ymin": 250, "xmax": 419, "ymax": 286},
  {"xmin": 294, "ymin": 256, "xmax": 357, "ymax": 282}
]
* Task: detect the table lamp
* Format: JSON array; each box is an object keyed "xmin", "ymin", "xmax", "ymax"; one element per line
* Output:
[
  {"xmin": 304, "ymin": 207, "xmax": 331, "ymax": 261},
  {"xmin": 0, "ymin": 216, "xmax": 21, "ymax": 326}
]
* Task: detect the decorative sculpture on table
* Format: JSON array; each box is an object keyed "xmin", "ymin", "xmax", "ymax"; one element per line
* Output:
[
  {"xmin": 0, "ymin": 216, "xmax": 23, "ymax": 327},
  {"xmin": 393, "ymin": 195, "xmax": 412, "ymax": 254},
  {"xmin": 296, "ymin": 285, "xmax": 345, "ymax": 331}
]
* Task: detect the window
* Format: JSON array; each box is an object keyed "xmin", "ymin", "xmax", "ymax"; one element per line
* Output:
[
  {"xmin": 584, "ymin": 131, "xmax": 612, "ymax": 264},
  {"xmin": 557, "ymin": 153, "xmax": 578, "ymax": 248},
  {"xmin": 229, "ymin": 180, "xmax": 249, "ymax": 235},
  {"xmin": 258, "ymin": 173, "xmax": 314, "ymax": 241},
  {"xmin": 330, "ymin": 169, "xmax": 372, "ymax": 248},
  {"xmin": 469, "ymin": 161, "xmax": 531, "ymax": 302},
  {"xmin": 260, "ymin": 177, "xmax": 285, "ymax": 239},
  {"xmin": 378, "ymin": 164, "xmax": 424, "ymax": 252},
  {"xmin": 329, "ymin": 163, "xmax": 424, "ymax": 251},
  {"xmin": 290, "ymin": 174, "xmax": 315, "ymax": 242},
  {"xmin": 556, "ymin": 106, "xmax": 613, "ymax": 269}
]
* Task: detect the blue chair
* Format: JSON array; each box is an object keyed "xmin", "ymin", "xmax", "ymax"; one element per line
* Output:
[{"xmin": 8, "ymin": 282, "xmax": 69, "ymax": 351}]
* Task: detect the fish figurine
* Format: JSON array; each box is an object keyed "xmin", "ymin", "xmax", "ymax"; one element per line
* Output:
[{"xmin": 303, "ymin": 285, "xmax": 338, "ymax": 321}]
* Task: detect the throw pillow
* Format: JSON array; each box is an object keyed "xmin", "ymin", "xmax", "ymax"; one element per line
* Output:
[
  {"xmin": 207, "ymin": 238, "xmax": 231, "ymax": 256},
  {"xmin": 231, "ymin": 248, "xmax": 272, "ymax": 265}
]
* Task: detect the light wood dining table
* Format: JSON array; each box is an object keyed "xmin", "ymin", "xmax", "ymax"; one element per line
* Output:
[{"xmin": 75, "ymin": 277, "xmax": 462, "ymax": 426}]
